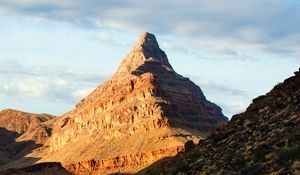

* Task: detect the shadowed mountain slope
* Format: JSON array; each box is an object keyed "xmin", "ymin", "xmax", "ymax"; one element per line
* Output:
[{"xmin": 142, "ymin": 69, "xmax": 300, "ymax": 175}]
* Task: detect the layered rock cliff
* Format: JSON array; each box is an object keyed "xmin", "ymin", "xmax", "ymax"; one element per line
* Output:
[
  {"xmin": 148, "ymin": 69, "xmax": 300, "ymax": 175},
  {"xmin": 0, "ymin": 32, "xmax": 227, "ymax": 174},
  {"xmin": 47, "ymin": 32, "xmax": 225, "ymax": 150}
]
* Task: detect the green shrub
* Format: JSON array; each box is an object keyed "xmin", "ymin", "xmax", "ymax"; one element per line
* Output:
[
  {"xmin": 247, "ymin": 165, "xmax": 262, "ymax": 175},
  {"xmin": 224, "ymin": 153, "xmax": 233, "ymax": 162},
  {"xmin": 240, "ymin": 163, "xmax": 262, "ymax": 175},
  {"xmin": 184, "ymin": 140, "xmax": 195, "ymax": 151},
  {"xmin": 174, "ymin": 163, "xmax": 191, "ymax": 174},
  {"xmin": 146, "ymin": 168, "xmax": 160, "ymax": 175},
  {"xmin": 186, "ymin": 150, "xmax": 201, "ymax": 160},
  {"xmin": 253, "ymin": 148, "xmax": 267, "ymax": 161},
  {"xmin": 278, "ymin": 144, "xmax": 300, "ymax": 164}
]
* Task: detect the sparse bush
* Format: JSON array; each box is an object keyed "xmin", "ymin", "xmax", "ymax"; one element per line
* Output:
[
  {"xmin": 186, "ymin": 150, "xmax": 201, "ymax": 160},
  {"xmin": 184, "ymin": 140, "xmax": 195, "ymax": 151},
  {"xmin": 224, "ymin": 153, "xmax": 233, "ymax": 162},
  {"xmin": 146, "ymin": 168, "xmax": 160, "ymax": 175},
  {"xmin": 175, "ymin": 163, "xmax": 190, "ymax": 174},
  {"xmin": 240, "ymin": 163, "xmax": 262, "ymax": 175},
  {"xmin": 278, "ymin": 144, "xmax": 300, "ymax": 164},
  {"xmin": 247, "ymin": 165, "xmax": 262, "ymax": 175},
  {"xmin": 253, "ymin": 148, "xmax": 267, "ymax": 161}
]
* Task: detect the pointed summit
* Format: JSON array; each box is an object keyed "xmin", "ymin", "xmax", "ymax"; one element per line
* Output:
[
  {"xmin": 134, "ymin": 32, "xmax": 160, "ymax": 50},
  {"xmin": 114, "ymin": 32, "xmax": 173, "ymax": 76}
]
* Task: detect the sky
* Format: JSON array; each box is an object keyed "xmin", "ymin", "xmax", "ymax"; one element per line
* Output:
[{"xmin": 0, "ymin": 0, "xmax": 299, "ymax": 118}]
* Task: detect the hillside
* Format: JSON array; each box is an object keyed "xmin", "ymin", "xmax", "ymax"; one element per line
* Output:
[
  {"xmin": 0, "ymin": 109, "xmax": 54, "ymax": 169},
  {"xmin": 143, "ymin": 69, "xmax": 300, "ymax": 174}
]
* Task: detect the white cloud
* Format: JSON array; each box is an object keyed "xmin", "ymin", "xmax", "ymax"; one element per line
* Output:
[
  {"xmin": 0, "ymin": 61, "xmax": 106, "ymax": 104},
  {"xmin": 53, "ymin": 78, "xmax": 68, "ymax": 86},
  {"xmin": 222, "ymin": 101, "xmax": 249, "ymax": 116},
  {"xmin": 72, "ymin": 87, "xmax": 94, "ymax": 100},
  {"xmin": 94, "ymin": 32, "xmax": 122, "ymax": 47},
  {"xmin": 97, "ymin": 32, "xmax": 110, "ymax": 42},
  {"xmin": 161, "ymin": 40, "xmax": 189, "ymax": 54},
  {"xmin": 1, "ymin": 78, "xmax": 49, "ymax": 101}
]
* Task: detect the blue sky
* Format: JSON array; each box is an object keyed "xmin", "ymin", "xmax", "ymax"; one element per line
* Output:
[{"xmin": 0, "ymin": 0, "xmax": 299, "ymax": 118}]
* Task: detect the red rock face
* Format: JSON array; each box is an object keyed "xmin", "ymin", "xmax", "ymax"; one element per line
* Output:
[
  {"xmin": 64, "ymin": 146, "xmax": 184, "ymax": 175},
  {"xmin": 40, "ymin": 32, "xmax": 227, "ymax": 174},
  {"xmin": 0, "ymin": 32, "xmax": 227, "ymax": 174},
  {"xmin": 50, "ymin": 32, "xmax": 226, "ymax": 146}
]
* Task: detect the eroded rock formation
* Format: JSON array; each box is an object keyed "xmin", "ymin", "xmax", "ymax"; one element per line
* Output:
[{"xmin": 0, "ymin": 32, "xmax": 227, "ymax": 174}]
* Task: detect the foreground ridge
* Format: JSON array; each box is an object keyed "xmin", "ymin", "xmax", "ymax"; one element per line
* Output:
[{"xmin": 147, "ymin": 69, "xmax": 300, "ymax": 175}]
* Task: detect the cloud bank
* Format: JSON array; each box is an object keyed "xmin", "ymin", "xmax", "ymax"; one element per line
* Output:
[
  {"xmin": 1, "ymin": 0, "xmax": 299, "ymax": 60},
  {"xmin": 0, "ymin": 0, "xmax": 299, "ymax": 116}
]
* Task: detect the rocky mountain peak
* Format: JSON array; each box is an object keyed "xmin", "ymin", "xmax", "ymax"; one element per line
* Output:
[
  {"xmin": 135, "ymin": 32, "xmax": 160, "ymax": 50},
  {"xmin": 114, "ymin": 32, "xmax": 173, "ymax": 76},
  {"xmin": 0, "ymin": 33, "xmax": 227, "ymax": 175}
]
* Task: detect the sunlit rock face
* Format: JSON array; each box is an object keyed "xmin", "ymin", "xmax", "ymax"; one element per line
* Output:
[
  {"xmin": 44, "ymin": 32, "xmax": 227, "ymax": 174},
  {"xmin": 0, "ymin": 32, "xmax": 227, "ymax": 174}
]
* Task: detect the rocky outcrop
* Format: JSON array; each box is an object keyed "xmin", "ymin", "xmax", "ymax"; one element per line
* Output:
[
  {"xmin": 0, "ymin": 32, "xmax": 227, "ymax": 174},
  {"xmin": 46, "ymin": 33, "xmax": 226, "ymax": 154},
  {"xmin": 148, "ymin": 68, "xmax": 300, "ymax": 175},
  {"xmin": 37, "ymin": 33, "xmax": 226, "ymax": 171},
  {"xmin": 65, "ymin": 146, "xmax": 183, "ymax": 175}
]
